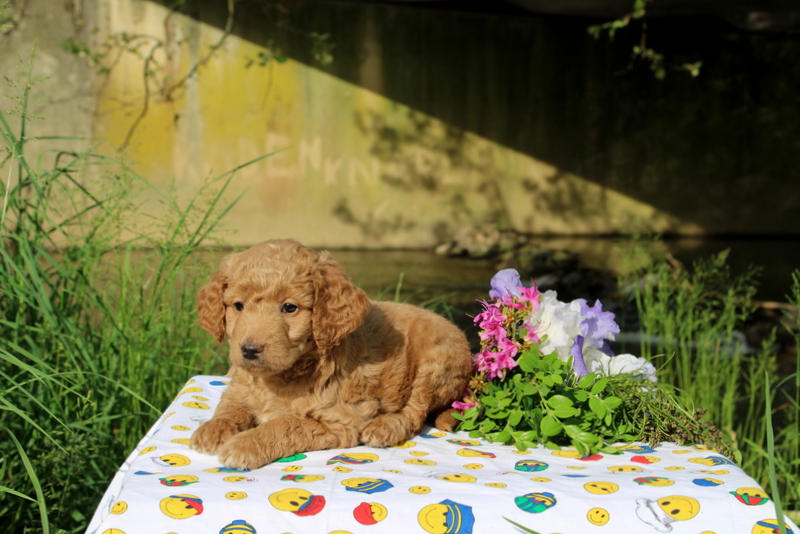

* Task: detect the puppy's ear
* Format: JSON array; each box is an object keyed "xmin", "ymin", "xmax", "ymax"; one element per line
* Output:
[
  {"xmin": 197, "ymin": 263, "xmax": 229, "ymax": 343},
  {"xmin": 312, "ymin": 252, "xmax": 371, "ymax": 352}
]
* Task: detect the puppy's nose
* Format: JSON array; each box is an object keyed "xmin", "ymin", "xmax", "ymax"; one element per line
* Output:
[{"xmin": 241, "ymin": 343, "xmax": 264, "ymax": 360}]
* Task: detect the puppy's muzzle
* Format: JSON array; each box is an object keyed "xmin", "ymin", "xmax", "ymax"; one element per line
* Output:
[{"xmin": 241, "ymin": 342, "xmax": 264, "ymax": 360}]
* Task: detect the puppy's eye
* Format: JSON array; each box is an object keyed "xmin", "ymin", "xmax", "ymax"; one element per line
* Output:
[
  {"xmin": 282, "ymin": 303, "xmax": 298, "ymax": 314},
  {"xmin": 233, "ymin": 302, "xmax": 244, "ymax": 311}
]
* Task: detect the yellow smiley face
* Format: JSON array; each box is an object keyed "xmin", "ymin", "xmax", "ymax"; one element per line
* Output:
[
  {"xmin": 160, "ymin": 474, "xmax": 199, "ymax": 486},
  {"xmin": 463, "ymin": 463, "xmax": 483, "ymax": 470},
  {"xmin": 383, "ymin": 469, "xmax": 403, "ymax": 474},
  {"xmin": 607, "ymin": 465, "xmax": 644, "ymax": 473},
  {"xmin": 428, "ymin": 432, "xmax": 447, "ymax": 438},
  {"xmin": 393, "ymin": 441, "xmax": 417, "ymax": 449},
  {"xmin": 512, "ymin": 449, "xmax": 531, "ymax": 455},
  {"xmin": 332, "ymin": 466, "xmax": 352, "ymax": 473},
  {"xmin": 566, "ymin": 466, "xmax": 586, "ymax": 470},
  {"xmin": 171, "ymin": 438, "xmax": 191, "ymax": 446},
  {"xmin": 531, "ymin": 477, "xmax": 551, "ymax": 483},
  {"xmin": 225, "ymin": 492, "xmax": 248, "ymax": 500},
  {"xmin": 159, "ymin": 494, "xmax": 203, "ymax": 519},
  {"xmin": 699, "ymin": 470, "xmax": 730, "ymax": 475},
  {"xmin": 182, "ymin": 401, "xmax": 210, "ymax": 410},
  {"xmin": 171, "ymin": 425, "xmax": 191, "ymax": 431},
  {"xmin": 656, "ymin": 495, "xmax": 701, "ymax": 521},
  {"xmin": 552, "ymin": 449, "xmax": 583, "ymax": 459},
  {"xmin": 456, "ymin": 449, "xmax": 495, "ymax": 458},
  {"xmin": 751, "ymin": 519, "xmax": 791, "ymax": 534},
  {"xmin": 584, "ymin": 481, "xmax": 620, "ymax": 495},
  {"xmin": 180, "ymin": 387, "xmax": 203, "ymax": 394},
  {"xmin": 665, "ymin": 466, "xmax": 685, "ymax": 471},
  {"xmin": 101, "ymin": 530, "xmax": 126, "ymax": 534},
  {"xmin": 110, "ymin": 501, "xmax": 128, "ymax": 514},
  {"xmin": 154, "ymin": 454, "xmax": 191, "ymax": 467},
  {"xmin": 418, "ymin": 503, "xmax": 451, "ymax": 534},
  {"xmin": 138, "ymin": 446, "xmax": 157, "ymax": 455},
  {"xmin": 269, "ymin": 488, "xmax": 314, "ymax": 512},
  {"xmin": 438, "ymin": 473, "xmax": 477, "ymax": 483},
  {"xmin": 367, "ymin": 502, "xmax": 388, "ymax": 522},
  {"xmin": 409, "ymin": 486, "xmax": 431, "ymax": 494},
  {"xmin": 409, "ymin": 451, "xmax": 429, "ymax": 457},
  {"xmin": 737, "ymin": 487, "xmax": 769, "ymax": 498},
  {"xmin": 635, "ymin": 477, "xmax": 675, "ymax": 487},
  {"xmin": 673, "ymin": 449, "xmax": 692, "ymax": 454},
  {"xmin": 587, "ymin": 507, "xmax": 610, "ymax": 525},
  {"xmin": 283, "ymin": 465, "xmax": 302, "ymax": 472},
  {"xmin": 485, "ymin": 482, "xmax": 507, "ymax": 488},
  {"xmin": 223, "ymin": 475, "xmax": 256, "ymax": 483},
  {"xmin": 191, "ymin": 395, "xmax": 209, "ymax": 401},
  {"xmin": 405, "ymin": 459, "xmax": 437, "ymax": 466}
]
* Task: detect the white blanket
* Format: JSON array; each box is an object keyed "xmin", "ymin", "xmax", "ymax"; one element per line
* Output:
[{"xmin": 87, "ymin": 376, "xmax": 798, "ymax": 534}]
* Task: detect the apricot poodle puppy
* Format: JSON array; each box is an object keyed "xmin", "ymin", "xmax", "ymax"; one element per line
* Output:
[{"xmin": 190, "ymin": 239, "xmax": 473, "ymax": 469}]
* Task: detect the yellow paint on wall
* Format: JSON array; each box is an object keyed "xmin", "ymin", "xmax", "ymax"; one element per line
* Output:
[{"xmin": 91, "ymin": 0, "xmax": 700, "ymax": 248}]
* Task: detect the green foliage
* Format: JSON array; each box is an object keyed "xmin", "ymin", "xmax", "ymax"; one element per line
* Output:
[
  {"xmin": 453, "ymin": 347, "xmax": 634, "ymax": 456},
  {"xmin": 453, "ymin": 345, "xmax": 732, "ymax": 457},
  {"xmin": 621, "ymin": 244, "xmax": 800, "ymax": 511},
  {"xmin": 0, "ymin": 47, "xmax": 269, "ymax": 533},
  {"xmin": 587, "ymin": 0, "xmax": 702, "ymax": 79}
]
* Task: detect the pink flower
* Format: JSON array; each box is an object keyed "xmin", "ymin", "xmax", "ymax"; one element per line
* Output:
[
  {"xmin": 452, "ymin": 400, "xmax": 478, "ymax": 411},
  {"xmin": 517, "ymin": 284, "xmax": 541, "ymax": 310},
  {"xmin": 474, "ymin": 347, "xmax": 518, "ymax": 380}
]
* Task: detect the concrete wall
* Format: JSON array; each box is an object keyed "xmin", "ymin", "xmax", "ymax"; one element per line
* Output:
[{"xmin": 3, "ymin": 0, "xmax": 798, "ymax": 248}]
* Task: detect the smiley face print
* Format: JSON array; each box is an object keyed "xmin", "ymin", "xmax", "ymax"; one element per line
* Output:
[
  {"xmin": 159, "ymin": 494, "xmax": 204, "ymax": 519},
  {"xmin": 269, "ymin": 488, "xmax": 326, "ymax": 516},
  {"xmin": 584, "ymin": 481, "xmax": 619, "ymax": 495},
  {"xmin": 153, "ymin": 454, "xmax": 191, "ymax": 467}
]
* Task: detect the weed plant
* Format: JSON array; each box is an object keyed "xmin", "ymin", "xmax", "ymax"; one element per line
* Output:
[
  {"xmin": 0, "ymin": 49, "xmax": 269, "ymax": 533},
  {"xmin": 620, "ymin": 243, "xmax": 800, "ymax": 512}
]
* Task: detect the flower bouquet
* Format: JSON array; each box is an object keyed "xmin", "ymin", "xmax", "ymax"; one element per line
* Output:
[{"xmin": 452, "ymin": 269, "xmax": 734, "ymax": 458}]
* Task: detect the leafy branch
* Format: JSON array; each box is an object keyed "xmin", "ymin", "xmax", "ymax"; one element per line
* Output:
[{"xmin": 588, "ymin": 0, "xmax": 702, "ymax": 79}]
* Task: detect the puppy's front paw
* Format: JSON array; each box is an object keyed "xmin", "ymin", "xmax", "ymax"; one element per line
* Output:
[
  {"xmin": 190, "ymin": 418, "xmax": 240, "ymax": 455},
  {"xmin": 361, "ymin": 415, "xmax": 410, "ymax": 448},
  {"xmin": 217, "ymin": 428, "xmax": 278, "ymax": 470}
]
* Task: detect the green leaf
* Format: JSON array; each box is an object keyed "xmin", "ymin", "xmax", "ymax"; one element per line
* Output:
[
  {"xmin": 546, "ymin": 395, "xmax": 573, "ymax": 410},
  {"xmin": 495, "ymin": 429, "xmax": 512, "ymax": 443},
  {"xmin": 554, "ymin": 405, "xmax": 579, "ymax": 419},
  {"xmin": 577, "ymin": 372, "xmax": 596, "ymax": 389},
  {"xmin": 603, "ymin": 396, "xmax": 623, "ymax": 410},
  {"xmin": 544, "ymin": 440, "xmax": 562, "ymax": 450},
  {"xmin": 480, "ymin": 419, "xmax": 497, "ymax": 433},
  {"xmin": 508, "ymin": 409, "xmax": 524, "ymax": 427},
  {"xmin": 540, "ymin": 415, "xmax": 562, "ymax": 437},
  {"xmin": 590, "ymin": 377, "xmax": 609, "ymax": 395},
  {"xmin": 523, "ymin": 383, "xmax": 539, "ymax": 396},
  {"xmin": 589, "ymin": 396, "xmax": 607, "ymax": 418}
]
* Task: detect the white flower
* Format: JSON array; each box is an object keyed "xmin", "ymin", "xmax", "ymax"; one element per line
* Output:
[
  {"xmin": 526, "ymin": 290, "xmax": 583, "ymax": 361},
  {"xmin": 589, "ymin": 353, "xmax": 657, "ymax": 382}
]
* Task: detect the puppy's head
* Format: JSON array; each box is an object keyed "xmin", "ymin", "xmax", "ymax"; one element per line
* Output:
[{"xmin": 197, "ymin": 239, "xmax": 370, "ymax": 373}]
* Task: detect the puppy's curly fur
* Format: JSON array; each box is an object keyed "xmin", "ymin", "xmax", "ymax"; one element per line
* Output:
[{"xmin": 190, "ymin": 239, "xmax": 473, "ymax": 469}]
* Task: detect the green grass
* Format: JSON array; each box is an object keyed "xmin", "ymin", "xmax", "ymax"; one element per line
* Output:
[
  {"xmin": 619, "ymin": 241, "xmax": 800, "ymax": 514},
  {"xmin": 0, "ymin": 47, "xmax": 272, "ymax": 533}
]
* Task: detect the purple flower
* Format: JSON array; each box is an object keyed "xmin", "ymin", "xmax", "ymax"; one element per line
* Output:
[
  {"xmin": 569, "ymin": 335, "xmax": 590, "ymax": 377},
  {"xmin": 575, "ymin": 299, "xmax": 620, "ymax": 348},
  {"xmin": 489, "ymin": 269, "xmax": 522, "ymax": 299}
]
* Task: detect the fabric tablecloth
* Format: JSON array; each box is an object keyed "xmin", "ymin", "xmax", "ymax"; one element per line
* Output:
[{"xmin": 87, "ymin": 375, "xmax": 798, "ymax": 534}]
